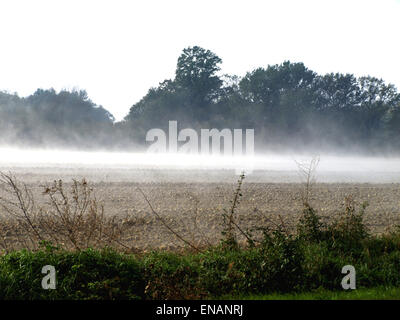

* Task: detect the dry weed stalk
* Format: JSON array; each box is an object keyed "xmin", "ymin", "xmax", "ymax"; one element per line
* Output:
[
  {"xmin": 295, "ymin": 155, "xmax": 320, "ymax": 207},
  {"xmin": 221, "ymin": 172, "xmax": 254, "ymax": 247},
  {"xmin": 137, "ymin": 187, "xmax": 202, "ymax": 252},
  {"xmin": 0, "ymin": 172, "xmax": 43, "ymax": 250},
  {"xmin": 0, "ymin": 172, "xmax": 127, "ymax": 251},
  {"xmin": 41, "ymin": 179, "xmax": 126, "ymax": 250}
]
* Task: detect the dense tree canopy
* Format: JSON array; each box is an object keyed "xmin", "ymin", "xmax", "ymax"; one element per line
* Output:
[
  {"xmin": 1, "ymin": 46, "xmax": 400, "ymax": 153},
  {"xmin": 0, "ymin": 89, "xmax": 115, "ymax": 148}
]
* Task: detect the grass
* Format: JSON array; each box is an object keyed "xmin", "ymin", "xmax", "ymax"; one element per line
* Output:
[
  {"xmin": 1, "ymin": 238, "xmax": 400, "ymax": 300},
  {"xmin": 220, "ymin": 287, "xmax": 400, "ymax": 300}
]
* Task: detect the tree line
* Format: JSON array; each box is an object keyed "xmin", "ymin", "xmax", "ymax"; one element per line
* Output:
[{"xmin": 1, "ymin": 46, "xmax": 400, "ymax": 153}]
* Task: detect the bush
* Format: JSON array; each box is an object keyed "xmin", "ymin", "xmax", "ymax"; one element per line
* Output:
[
  {"xmin": 327, "ymin": 197, "xmax": 370, "ymax": 255},
  {"xmin": 1, "ymin": 173, "xmax": 400, "ymax": 299},
  {"xmin": 0, "ymin": 246, "xmax": 144, "ymax": 300},
  {"xmin": 142, "ymin": 251, "xmax": 205, "ymax": 299}
]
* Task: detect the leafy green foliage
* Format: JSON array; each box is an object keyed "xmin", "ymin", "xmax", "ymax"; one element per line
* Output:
[
  {"xmin": 1, "ymin": 200, "xmax": 400, "ymax": 300},
  {"xmin": 2, "ymin": 46, "xmax": 400, "ymax": 152},
  {"xmin": 0, "ymin": 247, "xmax": 144, "ymax": 300},
  {"xmin": 0, "ymin": 89, "xmax": 115, "ymax": 148}
]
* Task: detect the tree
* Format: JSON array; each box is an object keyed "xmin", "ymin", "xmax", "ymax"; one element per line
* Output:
[
  {"xmin": 175, "ymin": 46, "xmax": 223, "ymax": 106},
  {"xmin": 238, "ymin": 61, "xmax": 316, "ymax": 139},
  {"xmin": 126, "ymin": 46, "xmax": 224, "ymax": 126},
  {"xmin": 239, "ymin": 61, "xmax": 315, "ymax": 104},
  {"xmin": 0, "ymin": 89, "xmax": 115, "ymax": 148}
]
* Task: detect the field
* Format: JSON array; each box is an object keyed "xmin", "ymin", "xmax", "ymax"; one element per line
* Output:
[
  {"xmin": 1, "ymin": 166, "xmax": 400, "ymax": 251},
  {"xmin": 2, "ymin": 162, "xmax": 400, "ymax": 299}
]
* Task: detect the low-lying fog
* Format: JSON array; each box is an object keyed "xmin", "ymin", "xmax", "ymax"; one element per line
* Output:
[{"xmin": 0, "ymin": 147, "xmax": 400, "ymax": 183}]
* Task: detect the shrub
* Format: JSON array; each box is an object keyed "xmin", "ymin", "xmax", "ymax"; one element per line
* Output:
[
  {"xmin": 327, "ymin": 197, "xmax": 370, "ymax": 255},
  {"xmin": 142, "ymin": 251, "xmax": 206, "ymax": 299},
  {"xmin": 297, "ymin": 204, "xmax": 327, "ymax": 242},
  {"xmin": 0, "ymin": 247, "xmax": 144, "ymax": 300}
]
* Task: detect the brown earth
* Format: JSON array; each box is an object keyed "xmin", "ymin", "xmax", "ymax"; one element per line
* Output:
[{"xmin": 1, "ymin": 168, "xmax": 400, "ymax": 251}]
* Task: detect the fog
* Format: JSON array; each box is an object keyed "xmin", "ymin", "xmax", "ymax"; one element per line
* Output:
[{"xmin": 1, "ymin": 147, "xmax": 400, "ymax": 183}]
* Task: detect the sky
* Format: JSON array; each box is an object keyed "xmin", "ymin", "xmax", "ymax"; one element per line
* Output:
[{"xmin": 0, "ymin": 0, "xmax": 399, "ymax": 121}]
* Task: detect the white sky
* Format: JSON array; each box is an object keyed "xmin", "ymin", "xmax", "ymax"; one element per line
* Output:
[{"xmin": 0, "ymin": 0, "xmax": 399, "ymax": 121}]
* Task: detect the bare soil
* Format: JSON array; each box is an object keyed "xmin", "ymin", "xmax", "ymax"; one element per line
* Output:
[{"xmin": 1, "ymin": 167, "xmax": 400, "ymax": 251}]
